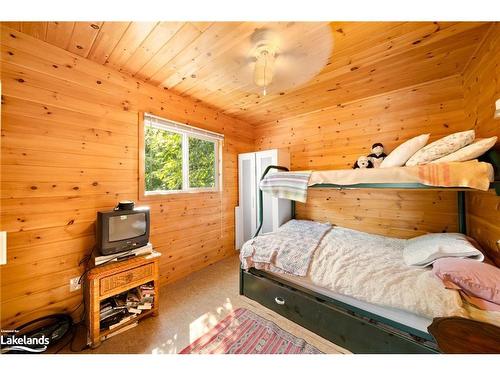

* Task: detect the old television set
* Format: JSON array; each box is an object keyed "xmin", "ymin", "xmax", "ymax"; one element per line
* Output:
[{"xmin": 96, "ymin": 203, "xmax": 150, "ymax": 256}]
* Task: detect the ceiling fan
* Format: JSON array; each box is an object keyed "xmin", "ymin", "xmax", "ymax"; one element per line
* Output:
[{"xmin": 236, "ymin": 22, "xmax": 334, "ymax": 96}]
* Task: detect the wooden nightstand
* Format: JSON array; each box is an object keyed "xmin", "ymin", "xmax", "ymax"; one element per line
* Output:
[
  {"xmin": 428, "ymin": 317, "xmax": 500, "ymax": 353},
  {"xmin": 85, "ymin": 251, "xmax": 161, "ymax": 348}
]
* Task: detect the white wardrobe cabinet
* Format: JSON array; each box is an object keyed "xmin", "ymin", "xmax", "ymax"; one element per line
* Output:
[{"xmin": 235, "ymin": 149, "xmax": 292, "ymax": 249}]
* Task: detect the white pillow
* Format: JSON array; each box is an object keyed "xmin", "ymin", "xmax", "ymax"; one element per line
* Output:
[
  {"xmin": 380, "ymin": 134, "xmax": 430, "ymax": 168},
  {"xmin": 405, "ymin": 130, "xmax": 475, "ymax": 166},
  {"xmin": 403, "ymin": 233, "xmax": 484, "ymax": 268},
  {"xmin": 430, "ymin": 136, "xmax": 498, "ymax": 163}
]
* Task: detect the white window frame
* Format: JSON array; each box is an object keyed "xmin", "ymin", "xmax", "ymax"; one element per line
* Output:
[{"xmin": 142, "ymin": 113, "xmax": 223, "ymax": 196}]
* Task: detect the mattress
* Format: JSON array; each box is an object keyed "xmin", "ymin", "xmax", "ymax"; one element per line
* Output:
[
  {"xmin": 308, "ymin": 160, "xmax": 494, "ymax": 191},
  {"xmin": 242, "ymin": 223, "xmax": 466, "ymax": 320},
  {"xmin": 266, "ymin": 270, "xmax": 433, "ymax": 334}
]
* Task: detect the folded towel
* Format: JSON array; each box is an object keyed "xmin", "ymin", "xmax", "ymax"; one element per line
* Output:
[{"xmin": 259, "ymin": 171, "xmax": 312, "ymax": 203}]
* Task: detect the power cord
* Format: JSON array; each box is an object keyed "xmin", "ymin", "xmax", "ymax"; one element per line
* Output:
[
  {"xmin": 57, "ymin": 246, "xmax": 142, "ymax": 353},
  {"xmin": 53, "ymin": 247, "xmax": 94, "ymax": 353}
]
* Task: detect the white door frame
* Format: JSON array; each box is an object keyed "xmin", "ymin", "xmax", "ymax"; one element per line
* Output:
[
  {"xmin": 255, "ymin": 149, "xmax": 279, "ymax": 234},
  {"xmin": 237, "ymin": 152, "xmax": 257, "ymax": 246}
]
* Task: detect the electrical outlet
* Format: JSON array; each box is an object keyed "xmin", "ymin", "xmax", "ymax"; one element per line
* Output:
[{"xmin": 69, "ymin": 276, "xmax": 82, "ymax": 292}]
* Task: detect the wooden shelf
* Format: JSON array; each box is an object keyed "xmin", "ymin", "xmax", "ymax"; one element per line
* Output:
[{"xmin": 85, "ymin": 252, "xmax": 161, "ymax": 348}]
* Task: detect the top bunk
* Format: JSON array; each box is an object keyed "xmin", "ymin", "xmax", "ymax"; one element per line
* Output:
[
  {"xmin": 259, "ymin": 150, "xmax": 500, "ymax": 197},
  {"xmin": 308, "ymin": 159, "xmax": 498, "ymax": 193}
]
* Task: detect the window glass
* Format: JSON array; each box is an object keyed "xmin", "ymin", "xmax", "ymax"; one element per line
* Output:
[
  {"xmin": 142, "ymin": 114, "xmax": 221, "ymax": 195},
  {"xmin": 145, "ymin": 126, "xmax": 183, "ymax": 192},
  {"xmin": 189, "ymin": 137, "xmax": 216, "ymax": 188}
]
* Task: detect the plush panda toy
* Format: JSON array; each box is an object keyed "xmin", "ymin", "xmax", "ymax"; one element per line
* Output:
[
  {"xmin": 353, "ymin": 155, "xmax": 374, "ymax": 169},
  {"xmin": 367, "ymin": 143, "xmax": 387, "ymax": 168}
]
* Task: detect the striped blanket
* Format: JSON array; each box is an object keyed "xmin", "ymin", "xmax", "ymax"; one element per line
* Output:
[{"xmin": 259, "ymin": 171, "xmax": 312, "ymax": 203}]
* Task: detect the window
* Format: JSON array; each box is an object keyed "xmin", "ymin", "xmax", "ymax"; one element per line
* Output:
[{"xmin": 140, "ymin": 113, "xmax": 222, "ymax": 196}]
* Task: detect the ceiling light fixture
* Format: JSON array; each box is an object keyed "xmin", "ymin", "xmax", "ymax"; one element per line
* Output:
[
  {"xmin": 254, "ymin": 46, "xmax": 276, "ymax": 96},
  {"xmin": 251, "ymin": 29, "xmax": 279, "ymax": 96},
  {"xmin": 232, "ymin": 24, "xmax": 332, "ymax": 97}
]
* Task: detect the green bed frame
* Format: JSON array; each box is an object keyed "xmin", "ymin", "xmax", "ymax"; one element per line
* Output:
[{"xmin": 240, "ymin": 150, "xmax": 500, "ymax": 353}]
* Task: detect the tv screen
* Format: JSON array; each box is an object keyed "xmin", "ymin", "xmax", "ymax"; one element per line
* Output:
[{"xmin": 108, "ymin": 213, "xmax": 147, "ymax": 242}]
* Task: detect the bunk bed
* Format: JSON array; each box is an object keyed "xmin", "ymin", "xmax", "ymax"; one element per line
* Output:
[{"xmin": 239, "ymin": 151, "xmax": 500, "ymax": 354}]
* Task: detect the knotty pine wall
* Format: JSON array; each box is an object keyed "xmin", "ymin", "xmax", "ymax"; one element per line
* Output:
[
  {"xmin": 255, "ymin": 75, "xmax": 469, "ymax": 238},
  {"xmin": 463, "ymin": 23, "xmax": 500, "ymax": 265},
  {"xmin": 0, "ymin": 26, "xmax": 254, "ymax": 328}
]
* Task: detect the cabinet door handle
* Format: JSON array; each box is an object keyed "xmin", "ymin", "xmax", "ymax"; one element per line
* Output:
[{"xmin": 274, "ymin": 297, "xmax": 285, "ymax": 305}]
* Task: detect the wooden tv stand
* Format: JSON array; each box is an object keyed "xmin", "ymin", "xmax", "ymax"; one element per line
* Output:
[{"xmin": 85, "ymin": 251, "xmax": 161, "ymax": 348}]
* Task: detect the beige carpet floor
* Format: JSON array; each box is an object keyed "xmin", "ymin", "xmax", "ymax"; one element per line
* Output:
[{"xmin": 84, "ymin": 255, "xmax": 349, "ymax": 354}]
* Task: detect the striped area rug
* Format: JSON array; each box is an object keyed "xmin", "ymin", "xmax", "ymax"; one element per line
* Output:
[{"xmin": 179, "ymin": 308, "xmax": 322, "ymax": 354}]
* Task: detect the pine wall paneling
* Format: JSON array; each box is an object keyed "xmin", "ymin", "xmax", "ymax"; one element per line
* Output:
[
  {"xmin": 462, "ymin": 23, "xmax": 500, "ymax": 265},
  {"xmin": 463, "ymin": 23, "xmax": 500, "ymax": 141},
  {"xmin": 0, "ymin": 26, "xmax": 254, "ymax": 328},
  {"xmin": 467, "ymin": 191, "xmax": 500, "ymax": 266},
  {"xmin": 296, "ymin": 190, "xmax": 459, "ymax": 239}
]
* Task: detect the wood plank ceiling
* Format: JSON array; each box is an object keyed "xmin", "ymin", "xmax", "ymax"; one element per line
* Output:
[{"xmin": 5, "ymin": 21, "xmax": 492, "ymax": 126}]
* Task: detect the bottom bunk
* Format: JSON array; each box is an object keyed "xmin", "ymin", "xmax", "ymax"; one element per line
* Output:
[
  {"xmin": 240, "ymin": 268, "xmax": 439, "ymax": 354},
  {"xmin": 238, "ymin": 220, "xmax": 500, "ymax": 353}
]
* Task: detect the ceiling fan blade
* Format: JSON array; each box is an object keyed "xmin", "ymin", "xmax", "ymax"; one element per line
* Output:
[{"xmin": 217, "ymin": 22, "xmax": 334, "ymax": 95}]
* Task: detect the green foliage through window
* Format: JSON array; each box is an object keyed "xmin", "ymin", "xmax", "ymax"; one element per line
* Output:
[
  {"xmin": 144, "ymin": 124, "xmax": 217, "ymax": 193},
  {"xmin": 145, "ymin": 126, "xmax": 182, "ymax": 191},
  {"xmin": 189, "ymin": 137, "xmax": 216, "ymax": 188}
]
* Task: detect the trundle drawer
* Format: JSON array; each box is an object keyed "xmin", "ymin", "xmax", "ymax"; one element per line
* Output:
[
  {"xmin": 242, "ymin": 270, "xmax": 436, "ymax": 354},
  {"xmin": 100, "ymin": 264, "xmax": 153, "ymax": 296},
  {"xmin": 243, "ymin": 270, "xmax": 313, "ymax": 319}
]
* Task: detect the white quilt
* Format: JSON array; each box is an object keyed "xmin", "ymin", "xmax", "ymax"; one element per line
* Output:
[{"xmin": 309, "ymin": 226, "xmax": 466, "ymax": 319}]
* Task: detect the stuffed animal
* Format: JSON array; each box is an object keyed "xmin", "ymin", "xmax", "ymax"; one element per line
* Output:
[
  {"xmin": 353, "ymin": 155, "xmax": 374, "ymax": 169},
  {"xmin": 367, "ymin": 143, "xmax": 387, "ymax": 168}
]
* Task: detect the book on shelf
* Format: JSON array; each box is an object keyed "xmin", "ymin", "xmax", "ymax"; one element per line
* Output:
[
  {"xmin": 138, "ymin": 303, "xmax": 152, "ymax": 310},
  {"xmin": 99, "ymin": 281, "xmax": 155, "ymax": 331},
  {"xmin": 100, "ymin": 310, "xmax": 127, "ymax": 329},
  {"xmin": 126, "ymin": 288, "xmax": 141, "ymax": 303},
  {"xmin": 127, "ymin": 307, "xmax": 142, "ymax": 314},
  {"xmin": 104, "ymin": 322, "xmax": 138, "ymax": 339},
  {"xmin": 108, "ymin": 314, "xmax": 137, "ymax": 331}
]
